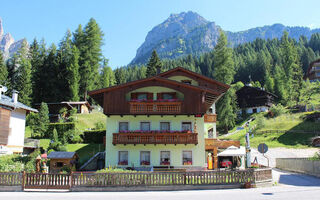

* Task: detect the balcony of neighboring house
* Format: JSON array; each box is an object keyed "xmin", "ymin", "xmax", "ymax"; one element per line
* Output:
[
  {"xmin": 129, "ymin": 91, "xmax": 182, "ymax": 114},
  {"xmin": 112, "ymin": 131, "xmax": 198, "ymax": 145},
  {"xmin": 204, "ymin": 114, "xmax": 217, "ymax": 123}
]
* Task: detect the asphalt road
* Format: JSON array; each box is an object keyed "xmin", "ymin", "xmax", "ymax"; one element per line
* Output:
[{"xmin": 0, "ymin": 170, "xmax": 319, "ymax": 200}]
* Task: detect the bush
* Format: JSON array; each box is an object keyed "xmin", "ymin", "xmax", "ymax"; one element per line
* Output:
[
  {"xmin": 95, "ymin": 122, "xmax": 105, "ymax": 130},
  {"xmin": 82, "ymin": 130, "xmax": 106, "ymax": 144},
  {"xmin": 256, "ymin": 114, "xmax": 266, "ymax": 129},
  {"xmin": 269, "ymin": 104, "xmax": 287, "ymax": 118},
  {"xmin": 45, "ymin": 122, "xmax": 75, "ymax": 138},
  {"xmin": 0, "ymin": 155, "xmax": 24, "ymax": 172}
]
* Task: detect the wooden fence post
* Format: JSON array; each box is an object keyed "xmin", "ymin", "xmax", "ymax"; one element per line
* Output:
[
  {"xmin": 22, "ymin": 171, "xmax": 26, "ymax": 190},
  {"xmin": 70, "ymin": 172, "xmax": 73, "ymax": 189}
]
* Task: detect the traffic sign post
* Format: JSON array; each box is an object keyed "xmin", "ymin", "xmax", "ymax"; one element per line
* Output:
[{"xmin": 258, "ymin": 143, "xmax": 269, "ymax": 167}]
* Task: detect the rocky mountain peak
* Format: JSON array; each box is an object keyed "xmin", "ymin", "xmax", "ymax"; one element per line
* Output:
[{"xmin": 0, "ymin": 18, "xmax": 24, "ymax": 59}]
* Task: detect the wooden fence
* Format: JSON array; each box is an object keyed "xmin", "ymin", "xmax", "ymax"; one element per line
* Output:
[
  {"xmin": 0, "ymin": 168, "xmax": 273, "ymax": 190},
  {"xmin": 72, "ymin": 170, "xmax": 254, "ymax": 187},
  {"xmin": 0, "ymin": 172, "xmax": 22, "ymax": 186}
]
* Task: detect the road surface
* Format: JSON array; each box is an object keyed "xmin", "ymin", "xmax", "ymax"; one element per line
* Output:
[{"xmin": 0, "ymin": 169, "xmax": 319, "ymax": 200}]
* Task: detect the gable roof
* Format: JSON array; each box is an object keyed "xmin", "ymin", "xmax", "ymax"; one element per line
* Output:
[
  {"xmin": 0, "ymin": 95, "xmax": 38, "ymax": 112},
  {"xmin": 236, "ymin": 86, "xmax": 277, "ymax": 98},
  {"xmin": 89, "ymin": 67, "xmax": 229, "ymax": 96},
  {"xmin": 47, "ymin": 151, "xmax": 77, "ymax": 159},
  {"xmin": 159, "ymin": 67, "xmax": 230, "ymax": 90}
]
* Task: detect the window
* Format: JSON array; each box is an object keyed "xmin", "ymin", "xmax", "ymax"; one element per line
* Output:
[
  {"xmin": 162, "ymin": 93, "xmax": 173, "ymax": 100},
  {"xmin": 181, "ymin": 80, "xmax": 192, "ymax": 85},
  {"xmin": 182, "ymin": 151, "xmax": 192, "ymax": 165},
  {"xmin": 182, "ymin": 122, "xmax": 192, "ymax": 132},
  {"xmin": 140, "ymin": 151, "xmax": 150, "ymax": 165},
  {"xmin": 140, "ymin": 122, "xmax": 150, "ymax": 131},
  {"xmin": 160, "ymin": 122, "xmax": 170, "ymax": 131},
  {"xmin": 316, "ymin": 72, "xmax": 320, "ymax": 77},
  {"xmin": 137, "ymin": 93, "xmax": 148, "ymax": 100},
  {"xmin": 56, "ymin": 162, "xmax": 64, "ymax": 167},
  {"xmin": 119, "ymin": 122, "xmax": 129, "ymax": 132},
  {"xmin": 118, "ymin": 151, "xmax": 128, "ymax": 165},
  {"xmin": 160, "ymin": 151, "xmax": 170, "ymax": 165}
]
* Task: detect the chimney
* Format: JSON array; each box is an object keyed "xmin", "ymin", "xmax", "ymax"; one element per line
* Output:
[{"xmin": 12, "ymin": 90, "xmax": 19, "ymax": 104}]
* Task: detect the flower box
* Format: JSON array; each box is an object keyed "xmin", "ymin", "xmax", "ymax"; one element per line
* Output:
[
  {"xmin": 160, "ymin": 161, "xmax": 170, "ymax": 165},
  {"xmin": 118, "ymin": 161, "xmax": 128, "ymax": 165},
  {"xmin": 183, "ymin": 161, "xmax": 192, "ymax": 165},
  {"xmin": 140, "ymin": 161, "xmax": 150, "ymax": 165}
]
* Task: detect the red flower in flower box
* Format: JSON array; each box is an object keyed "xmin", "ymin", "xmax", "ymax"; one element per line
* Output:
[
  {"xmin": 183, "ymin": 161, "xmax": 192, "ymax": 165},
  {"xmin": 141, "ymin": 161, "xmax": 150, "ymax": 165},
  {"xmin": 160, "ymin": 161, "xmax": 170, "ymax": 165},
  {"xmin": 118, "ymin": 161, "xmax": 128, "ymax": 165}
]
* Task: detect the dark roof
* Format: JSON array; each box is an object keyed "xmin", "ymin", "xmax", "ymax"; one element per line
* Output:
[
  {"xmin": 47, "ymin": 151, "xmax": 77, "ymax": 159},
  {"xmin": 236, "ymin": 86, "xmax": 277, "ymax": 98},
  {"xmin": 0, "ymin": 95, "xmax": 38, "ymax": 112}
]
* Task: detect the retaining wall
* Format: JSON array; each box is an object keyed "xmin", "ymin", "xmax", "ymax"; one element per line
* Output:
[{"xmin": 276, "ymin": 158, "xmax": 320, "ymax": 177}]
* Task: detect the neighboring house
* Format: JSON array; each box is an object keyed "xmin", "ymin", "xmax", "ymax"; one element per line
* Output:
[
  {"xmin": 34, "ymin": 101, "xmax": 92, "ymax": 122},
  {"xmin": 89, "ymin": 67, "xmax": 229, "ymax": 170},
  {"xmin": 236, "ymin": 85, "xmax": 277, "ymax": 115},
  {"xmin": 304, "ymin": 59, "xmax": 320, "ymax": 82},
  {"xmin": 0, "ymin": 88, "xmax": 38, "ymax": 154},
  {"xmin": 47, "ymin": 151, "xmax": 78, "ymax": 173}
]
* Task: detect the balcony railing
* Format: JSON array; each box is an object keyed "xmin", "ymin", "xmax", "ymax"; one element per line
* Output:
[
  {"xmin": 129, "ymin": 100, "xmax": 181, "ymax": 114},
  {"xmin": 204, "ymin": 114, "xmax": 217, "ymax": 123},
  {"xmin": 113, "ymin": 132, "xmax": 198, "ymax": 145}
]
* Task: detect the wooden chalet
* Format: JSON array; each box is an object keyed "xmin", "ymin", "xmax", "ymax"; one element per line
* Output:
[
  {"xmin": 236, "ymin": 86, "xmax": 277, "ymax": 114},
  {"xmin": 89, "ymin": 67, "xmax": 237, "ymax": 170},
  {"xmin": 304, "ymin": 58, "xmax": 320, "ymax": 82}
]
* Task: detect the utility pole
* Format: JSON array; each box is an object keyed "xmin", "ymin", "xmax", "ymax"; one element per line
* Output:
[{"xmin": 245, "ymin": 124, "xmax": 251, "ymax": 168}]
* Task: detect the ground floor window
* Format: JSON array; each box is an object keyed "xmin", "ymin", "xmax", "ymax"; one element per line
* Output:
[
  {"xmin": 182, "ymin": 151, "xmax": 192, "ymax": 165},
  {"xmin": 118, "ymin": 151, "xmax": 128, "ymax": 165},
  {"xmin": 140, "ymin": 151, "xmax": 150, "ymax": 165},
  {"xmin": 160, "ymin": 151, "xmax": 170, "ymax": 165}
]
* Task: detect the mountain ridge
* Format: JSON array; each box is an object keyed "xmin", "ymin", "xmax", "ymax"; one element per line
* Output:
[{"xmin": 131, "ymin": 11, "xmax": 320, "ymax": 65}]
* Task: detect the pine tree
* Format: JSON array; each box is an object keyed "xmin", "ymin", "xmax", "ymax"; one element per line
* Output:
[
  {"xmin": 114, "ymin": 68, "xmax": 126, "ymax": 85},
  {"xmin": 36, "ymin": 102, "xmax": 50, "ymax": 138},
  {"xmin": 10, "ymin": 40, "xmax": 32, "ymax": 105},
  {"xmin": 58, "ymin": 30, "xmax": 80, "ymax": 101},
  {"xmin": 213, "ymin": 31, "xmax": 237, "ymax": 134},
  {"xmin": 0, "ymin": 51, "xmax": 8, "ymax": 86},
  {"xmin": 73, "ymin": 19, "xmax": 104, "ymax": 99},
  {"xmin": 146, "ymin": 50, "xmax": 162, "ymax": 77},
  {"xmin": 100, "ymin": 58, "xmax": 115, "ymax": 88}
]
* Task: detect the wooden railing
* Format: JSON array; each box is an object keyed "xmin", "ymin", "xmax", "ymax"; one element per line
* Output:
[
  {"xmin": 24, "ymin": 173, "xmax": 71, "ymax": 189},
  {"xmin": 72, "ymin": 170, "xmax": 254, "ymax": 187},
  {"xmin": 129, "ymin": 101, "xmax": 182, "ymax": 114},
  {"xmin": 113, "ymin": 132, "xmax": 198, "ymax": 145},
  {"xmin": 0, "ymin": 172, "xmax": 22, "ymax": 186},
  {"xmin": 205, "ymin": 139, "xmax": 240, "ymax": 150},
  {"xmin": 204, "ymin": 114, "xmax": 217, "ymax": 123}
]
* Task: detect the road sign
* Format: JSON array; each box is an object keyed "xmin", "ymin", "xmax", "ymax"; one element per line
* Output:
[{"xmin": 258, "ymin": 143, "xmax": 268, "ymax": 154}]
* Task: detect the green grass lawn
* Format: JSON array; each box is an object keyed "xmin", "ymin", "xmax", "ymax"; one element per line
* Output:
[
  {"xmin": 66, "ymin": 143, "xmax": 105, "ymax": 166},
  {"xmin": 40, "ymin": 139, "xmax": 51, "ymax": 150},
  {"xmin": 73, "ymin": 110, "xmax": 106, "ymax": 131},
  {"xmin": 220, "ymin": 112, "xmax": 320, "ymax": 149}
]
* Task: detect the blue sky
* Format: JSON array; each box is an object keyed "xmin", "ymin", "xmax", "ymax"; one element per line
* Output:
[{"xmin": 1, "ymin": 0, "xmax": 320, "ymax": 68}]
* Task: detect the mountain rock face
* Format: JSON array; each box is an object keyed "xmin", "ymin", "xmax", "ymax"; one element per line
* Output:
[
  {"xmin": 0, "ymin": 18, "xmax": 24, "ymax": 59},
  {"xmin": 131, "ymin": 11, "xmax": 320, "ymax": 65}
]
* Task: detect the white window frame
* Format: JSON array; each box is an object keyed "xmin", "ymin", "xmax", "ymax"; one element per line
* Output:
[
  {"xmin": 118, "ymin": 121, "xmax": 130, "ymax": 132},
  {"xmin": 159, "ymin": 150, "xmax": 171, "ymax": 166},
  {"xmin": 118, "ymin": 151, "xmax": 129, "ymax": 166},
  {"xmin": 181, "ymin": 121, "xmax": 193, "ymax": 132},
  {"xmin": 182, "ymin": 150, "xmax": 193, "ymax": 166}
]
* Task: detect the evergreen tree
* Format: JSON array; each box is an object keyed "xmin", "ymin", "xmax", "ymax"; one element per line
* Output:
[
  {"xmin": 0, "ymin": 51, "xmax": 8, "ymax": 86},
  {"xmin": 213, "ymin": 31, "xmax": 237, "ymax": 133},
  {"xmin": 9, "ymin": 40, "xmax": 32, "ymax": 105},
  {"xmin": 146, "ymin": 50, "xmax": 162, "ymax": 77},
  {"xmin": 73, "ymin": 18, "xmax": 104, "ymax": 99},
  {"xmin": 100, "ymin": 58, "xmax": 115, "ymax": 88},
  {"xmin": 58, "ymin": 30, "xmax": 80, "ymax": 101},
  {"xmin": 114, "ymin": 67, "xmax": 126, "ymax": 85},
  {"xmin": 36, "ymin": 102, "xmax": 50, "ymax": 138}
]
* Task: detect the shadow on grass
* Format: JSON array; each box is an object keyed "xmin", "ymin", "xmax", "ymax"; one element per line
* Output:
[
  {"xmin": 277, "ymin": 120, "xmax": 320, "ymax": 146},
  {"xmin": 73, "ymin": 143, "xmax": 105, "ymax": 166}
]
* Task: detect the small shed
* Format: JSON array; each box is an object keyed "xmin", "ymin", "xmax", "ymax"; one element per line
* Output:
[
  {"xmin": 47, "ymin": 151, "xmax": 79, "ymax": 173},
  {"xmin": 218, "ymin": 146, "xmax": 246, "ymax": 169}
]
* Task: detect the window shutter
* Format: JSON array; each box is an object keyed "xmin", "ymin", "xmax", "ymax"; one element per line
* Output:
[
  {"xmin": 131, "ymin": 93, "xmax": 138, "ymax": 100},
  {"xmin": 157, "ymin": 93, "xmax": 162, "ymax": 100},
  {"xmin": 147, "ymin": 93, "xmax": 153, "ymax": 100}
]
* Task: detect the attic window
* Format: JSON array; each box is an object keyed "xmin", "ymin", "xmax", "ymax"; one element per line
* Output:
[{"xmin": 181, "ymin": 80, "xmax": 192, "ymax": 85}]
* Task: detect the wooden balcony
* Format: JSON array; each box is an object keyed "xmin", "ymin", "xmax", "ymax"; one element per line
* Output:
[
  {"xmin": 113, "ymin": 132, "xmax": 198, "ymax": 145},
  {"xmin": 205, "ymin": 139, "xmax": 240, "ymax": 150},
  {"xmin": 204, "ymin": 114, "xmax": 217, "ymax": 123},
  {"xmin": 129, "ymin": 101, "xmax": 181, "ymax": 114}
]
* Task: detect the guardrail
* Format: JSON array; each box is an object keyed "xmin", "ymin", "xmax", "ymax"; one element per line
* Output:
[{"xmin": 276, "ymin": 158, "xmax": 320, "ymax": 177}]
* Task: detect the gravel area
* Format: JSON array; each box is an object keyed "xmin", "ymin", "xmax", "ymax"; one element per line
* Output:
[{"xmin": 250, "ymin": 147, "xmax": 319, "ymax": 167}]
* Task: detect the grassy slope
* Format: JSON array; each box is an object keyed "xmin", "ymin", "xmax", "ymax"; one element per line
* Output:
[
  {"xmin": 73, "ymin": 111, "xmax": 106, "ymax": 131},
  {"xmin": 66, "ymin": 143, "xmax": 105, "ymax": 166},
  {"xmin": 220, "ymin": 112, "xmax": 320, "ymax": 149}
]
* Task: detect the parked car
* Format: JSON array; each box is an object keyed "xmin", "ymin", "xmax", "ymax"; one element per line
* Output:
[{"xmin": 220, "ymin": 158, "xmax": 232, "ymax": 168}]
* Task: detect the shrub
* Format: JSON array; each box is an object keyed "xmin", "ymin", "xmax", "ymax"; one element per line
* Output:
[
  {"xmin": 82, "ymin": 130, "xmax": 106, "ymax": 144},
  {"xmin": 256, "ymin": 114, "xmax": 266, "ymax": 129},
  {"xmin": 95, "ymin": 122, "xmax": 105, "ymax": 130},
  {"xmin": 45, "ymin": 122, "xmax": 75, "ymax": 138},
  {"xmin": 269, "ymin": 104, "xmax": 287, "ymax": 118}
]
